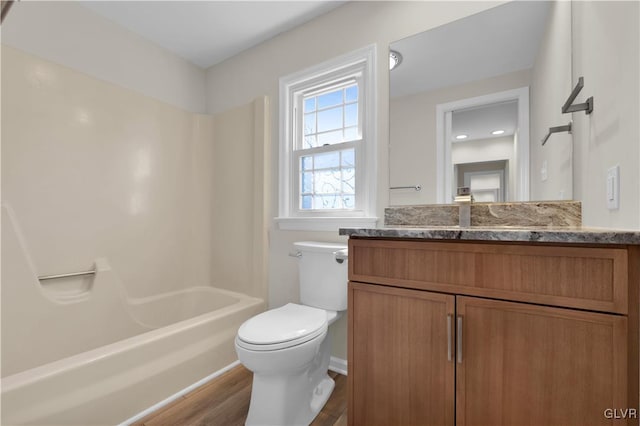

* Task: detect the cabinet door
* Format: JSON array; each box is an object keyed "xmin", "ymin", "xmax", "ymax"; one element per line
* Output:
[
  {"xmin": 348, "ymin": 282, "xmax": 455, "ymax": 426},
  {"xmin": 456, "ymin": 296, "xmax": 628, "ymax": 426}
]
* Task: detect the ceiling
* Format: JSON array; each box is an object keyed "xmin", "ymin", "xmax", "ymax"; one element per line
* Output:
[
  {"xmin": 452, "ymin": 100, "xmax": 518, "ymax": 143},
  {"xmin": 80, "ymin": 1, "xmax": 346, "ymax": 69},
  {"xmin": 390, "ymin": 1, "xmax": 551, "ymax": 98}
]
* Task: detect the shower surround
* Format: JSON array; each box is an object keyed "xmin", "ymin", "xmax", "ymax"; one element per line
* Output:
[{"xmin": 1, "ymin": 46, "xmax": 269, "ymax": 424}]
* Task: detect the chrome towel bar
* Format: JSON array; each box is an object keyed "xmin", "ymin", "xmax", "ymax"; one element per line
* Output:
[
  {"xmin": 390, "ymin": 185, "xmax": 422, "ymax": 191},
  {"xmin": 38, "ymin": 269, "xmax": 96, "ymax": 281},
  {"xmin": 542, "ymin": 122, "xmax": 572, "ymax": 146}
]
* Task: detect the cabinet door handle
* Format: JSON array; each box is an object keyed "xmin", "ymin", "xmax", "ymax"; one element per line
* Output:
[
  {"xmin": 447, "ymin": 314, "xmax": 453, "ymax": 361},
  {"xmin": 457, "ymin": 315, "xmax": 463, "ymax": 364}
]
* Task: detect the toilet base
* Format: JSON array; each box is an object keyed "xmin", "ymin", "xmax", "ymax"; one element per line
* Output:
[
  {"xmin": 242, "ymin": 334, "xmax": 334, "ymax": 426},
  {"xmin": 309, "ymin": 376, "xmax": 335, "ymax": 416},
  {"xmin": 245, "ymin": 372, "xmax": 334, "ymax": 426}
]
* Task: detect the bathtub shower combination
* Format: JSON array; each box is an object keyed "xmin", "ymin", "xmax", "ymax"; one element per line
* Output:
[
  {"xmin": 2, "ymin": 9, "xmax": 272, "ymax": 421},
  {"xmin": 1, "ymin": 206, "xmax": 264, "ymax": 425}
]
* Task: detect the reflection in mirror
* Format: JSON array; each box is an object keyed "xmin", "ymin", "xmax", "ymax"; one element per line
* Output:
[
  {"xmin": 453, "ymin": 100, "xmax": 518, "ymax": 202},
  {"xmin": 389, "ymin": 1, "xmax": 573, "ymax": 205}
]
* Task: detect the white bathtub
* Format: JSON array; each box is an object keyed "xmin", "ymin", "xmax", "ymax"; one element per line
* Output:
[
  {"xmin": 128, "ymin": 286, "xmax": 249, "ymax": 328},
  {"xmin": 1, "ymin": 286, "xmax": 264, "ymax": 425},
  {"xmin": 1, "ymin": 205, "xmax": 265, "ymax": 424}
]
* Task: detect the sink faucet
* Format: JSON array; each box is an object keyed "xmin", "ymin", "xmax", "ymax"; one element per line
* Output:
[{"xmin": 455, "ymin": 187, "xmax": 474, "ymax": 227}]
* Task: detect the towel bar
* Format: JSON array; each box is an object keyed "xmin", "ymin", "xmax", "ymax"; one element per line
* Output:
[
  {"xmin": 390, "ymin": 185, "xmax": 422, "ymax": 191},
  {"xmin": 38, "ymin": 269, "xmax": 96, "ymax": 281}
]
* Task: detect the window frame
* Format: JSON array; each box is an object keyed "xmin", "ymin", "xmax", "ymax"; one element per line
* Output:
[{"xmin": 276, "ymin": 45, "xmax": 378, "ymax": 231}]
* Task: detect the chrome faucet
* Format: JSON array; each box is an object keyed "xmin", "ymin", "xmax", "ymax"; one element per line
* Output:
[{"xmin": 455, "ymin": 187, "xmax": 474, "ymax": 227}]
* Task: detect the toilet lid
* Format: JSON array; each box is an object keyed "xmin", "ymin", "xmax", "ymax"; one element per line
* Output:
[{"xmin": 237, "ymin": 303, "xmax": 328, "ymax": 346}]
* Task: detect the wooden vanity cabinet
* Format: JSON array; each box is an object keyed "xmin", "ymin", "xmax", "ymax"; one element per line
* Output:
[
  {"xmin": 456, "ymin": 296, "xmax": 628, "ymax": 426},
  {"xmin": 349, "ymin": 283, "xmax": 455, "ymax": 425},
  {"xmin": 347, "ymin": 238, "xmax": 639, "ymax": 426}
]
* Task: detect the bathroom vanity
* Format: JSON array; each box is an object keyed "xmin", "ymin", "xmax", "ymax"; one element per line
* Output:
[{"xmin": 340, "ymin": 228, "xmax": 640, "ymax": 426}]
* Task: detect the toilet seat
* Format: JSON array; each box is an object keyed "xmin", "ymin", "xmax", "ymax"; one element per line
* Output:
[{"xmin": 237, "ymin": 303, "xmax": 328, "ymax": 351}]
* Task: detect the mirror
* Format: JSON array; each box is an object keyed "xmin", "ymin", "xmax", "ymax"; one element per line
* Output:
[{"xmin": 389, "ymin": 1, "xmax": 573, "ymax": 205}]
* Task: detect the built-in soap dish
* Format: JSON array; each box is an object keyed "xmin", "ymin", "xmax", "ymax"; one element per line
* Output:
[{"xmin": 38, "ymin": 265, "xmax": 97, "ymax": 302}]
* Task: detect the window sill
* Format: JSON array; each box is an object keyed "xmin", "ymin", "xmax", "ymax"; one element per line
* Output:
[{"xmin": 274, "ymin": 216, "xmax": 379, "ymax": 232}]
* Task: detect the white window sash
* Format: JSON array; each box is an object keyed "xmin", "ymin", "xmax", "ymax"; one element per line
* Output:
[
  {"xmin": 294, "ymin": 76, "xmax": 363, "ymax": 151},
  {"xmin": 291, "ymin": 139, "xmax": 363, "ymax": 215}
]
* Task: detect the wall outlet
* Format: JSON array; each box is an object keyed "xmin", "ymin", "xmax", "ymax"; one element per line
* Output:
[
  {"xmin": 606, "ymin": 165, "xmax": 620, "ymax": 210},
  {"xmin": 540, "ymin": 160, "xmax": 548, "ymax": 182}
]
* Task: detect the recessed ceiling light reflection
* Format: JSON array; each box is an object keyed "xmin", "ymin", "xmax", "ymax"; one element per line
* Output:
[
  {"xmin": 492, "ymin": 129, "xmax": 505, "ymax": 135},
  {"xmin": 455, "ymin": 134, "xmax": 468, "ymax": 140}
]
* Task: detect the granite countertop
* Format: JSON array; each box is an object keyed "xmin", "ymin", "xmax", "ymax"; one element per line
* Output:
[{"xmin": 339, "ymin": 226, "xmax": 640, "ymax": 245}]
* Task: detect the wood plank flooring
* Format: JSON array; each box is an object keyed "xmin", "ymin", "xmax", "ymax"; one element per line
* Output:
[{"xmin": 132, "ymin": 365, "xmax": 347, "ymax": 426}]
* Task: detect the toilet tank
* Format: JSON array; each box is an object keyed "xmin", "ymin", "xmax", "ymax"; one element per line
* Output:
[{"xmin": 294, "ymin": 241, "xmax": 348, "ymax": 311}]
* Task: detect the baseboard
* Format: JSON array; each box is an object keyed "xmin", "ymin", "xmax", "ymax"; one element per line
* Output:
[
  {"xmin": 329, "ymin": 356, "xmax": 348, "ymax": 376},
  {"xmin": 119, "ymin": 360, "xmax": 241, "ymax": 426}
]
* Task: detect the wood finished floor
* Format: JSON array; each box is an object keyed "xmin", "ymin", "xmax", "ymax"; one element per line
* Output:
[{"xmin": 132, "ymin": 365, "xmax": 347, "ymax": 426}]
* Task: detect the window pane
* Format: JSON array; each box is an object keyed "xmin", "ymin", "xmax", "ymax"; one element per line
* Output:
[
  {"xmin": 298, "ymin": 148, "xmax": 357, "ymax": 211},
  {"xmin": 301, "ymin": 172, "xmax": 313, "ymax": 193},
  {"xmin": 298, "ymin": 82, "xmax": 360, "ymax": 150},
  {"xmin": 304, "ymin": 135, "xmax": 317, "ymax": 148},
  {"xmin": 317, "ymin": 130, "xmax": 344, "ymax": 146},
  {"xmin": 341, "ymin": 149, "xmax": 355, "ymax": 167},
  {"xmin": 342, "ymin": 167, "xmax": 355, "ymax": 194},
  {"xmin": 301, "ymin": 156, "xmax": 313, "ymax": 171},
  {"xmin": 301, "ymin": 195, "xmax": 312, "ymax": 209},
  {"xmin": 345, "ymin": 104, "xmax": 358, "ymax": 127},
  {"xmin": 314, "ymin": 169, "xmax": 342, "ymax": 194},
  {"xmin": 342, "ymin": 195, "xmax": 355, "ymax": 209},
  {"xmin": 345, "ymin": 85, "xmax": 358, "ymax": 102},
  {"xmin": 314, "ymin": 151, "xmax": 340, "ymax": 169},
  {"xmin": 316, "ymin": 195, "xmax": 341, "ymax": 209},
  {"xmin": 344, "ymin": 127, "xmax": 358, "ymax": 141},
  {"xmin": 317, "ymin": 107, "xmax": 342, "ymax": 133},
  {"xmin": 317, "ymin": 89, "xmax": 343, "ymax": 109},
  {"xmin": 304, "ymin": 98, "xmax": 316, "ymax": 113},
  {"xmin": 304, "ymin": 113, "xmax": 316, "ymax": 135}
]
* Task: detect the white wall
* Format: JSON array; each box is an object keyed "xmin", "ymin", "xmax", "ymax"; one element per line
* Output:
[
  {"xmin": 1, "ymin": 1, "xmax": 206, "ymax": 113},
  {"xmin": 572, "ymin": 1, "xmax": 640, "ymax": 230},
  {"xmin": 529, "ymin": 0, "xmax": 573, "ymax": 201},
  {"xmin": 452, "ymin": 136, "xmax": 514, "ymax": 165},
  {"xmin": 205, "ymin": 1, "xmax": 506, "ymax": 359}
]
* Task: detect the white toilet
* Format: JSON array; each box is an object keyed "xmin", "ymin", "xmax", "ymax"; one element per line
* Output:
[{"xmin": 235, "ymin": 241, "xmax": 348, "ymax": 426}]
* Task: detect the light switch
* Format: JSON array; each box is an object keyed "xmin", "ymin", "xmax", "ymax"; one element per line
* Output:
[
  {"xmin": 541, "ymin": 160, "xmax": 548, "ymax": 182},
  {"xmin": 606, "ymin": 165, "xmax": 619, "ymax": 210}
]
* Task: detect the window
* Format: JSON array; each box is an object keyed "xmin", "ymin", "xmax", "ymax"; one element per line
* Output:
[
  {"xmin": 297, "ymin": 82, "xmax": 359, "ymax": 211},
  {"xmin": 277, "ymin": 45, "xmax": 378, "ymax": 231}
]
